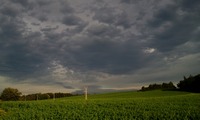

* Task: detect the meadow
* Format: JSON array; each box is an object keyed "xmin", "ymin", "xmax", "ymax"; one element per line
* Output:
[{"xmin": 0, "ymin": 90, "xmax": 200, "ymax": 120}]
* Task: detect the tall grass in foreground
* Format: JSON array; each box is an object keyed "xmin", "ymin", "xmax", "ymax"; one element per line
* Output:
[{"xmin": 0, "ymin": 90, "xmax": 200, "ymax": 120}]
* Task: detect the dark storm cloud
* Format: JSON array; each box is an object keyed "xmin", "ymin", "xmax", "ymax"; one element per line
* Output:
[
  {"xmin": 0, "ymin": 21, "xmax": 49, "ymax": 79},
  {"xmin": 147, "ymin": 0, "xmax": 200, "ymax": 52},
  {"xmin": 1, "ymin": 0, "xmax": 200, "ymax": 93},
  {"xmin": 179, "ymin": 0, "xmax": 200, "ymax": 11},
  {"xmin": 0, "ymin": 2, "xmax": 50, "ymax": 80},
  {"xmin": 0, "ymin": 44, "xmax": 46, "ymax": 78},
  {"xmin": 86, "ymin": 24, "xmax": 121, "ymax": 37},
  {"xmin": 10, "ymin": 0, "xmax": 29, "ymax": 7},
  {"xmin": 25, "ymin": 0, "xmax": 74, "ymax": 22},
  {"xmin": 62, "ymin": 15, "xmax": 83, "ymax": 26},
  {"xmin": 70, "ymin": 41, "xmax": 144, "ymax": 74},
  {"xmin": 59, "ymin": 1, "xmax": 74, "ymax": 14},
  {"xmin": 0, "ymin": 18, "xmax": 23, "ymax": 40},
  {"xmin": 1, "ymin": 5, "xmax": 20, "ymax": 18},
  {"xmin": 120, "ymin": 0, "xmax": 140, "ymax": 4},
  {"xmin": 92, "ymin": 3, "xmax": 132, "ymax": 29},
  {"xmin": 65, "ymin": 24, "xmax": 148, "ymax": 74}
]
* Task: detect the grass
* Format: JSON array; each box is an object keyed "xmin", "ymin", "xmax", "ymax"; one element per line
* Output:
[{"xmin": 0, "ymin": 90, "xmax": 200, "ymax": 120}]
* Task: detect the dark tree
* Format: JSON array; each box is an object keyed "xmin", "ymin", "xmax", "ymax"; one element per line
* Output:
[
  {"xmin": 1, "ymin": 87, "xmax": 22, "ymax": 101},
  {"xmin": 177, "ymin": 74, "xmax": 200, "ymax": 93}
]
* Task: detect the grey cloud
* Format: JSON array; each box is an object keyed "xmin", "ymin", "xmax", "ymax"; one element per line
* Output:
[
  {"xmin": 54, "ymin": 82, "xmax": 74, "ymax": 89},
  {"xmin": 147, "ymin": 0, "xmax": 200, "ymax": 52},
  {"xmin": 0, "ymin": 18, "xmax": 23, "ymax": 41},
  {"xmin": 148, "ymin": 6, "xmax": 176, "ymax": 28},
  {"xmin": 1, "ymin": 5, "xmax": 21, "ymax": 18},
  {"xmin": 93, "ymin": 6, "xmax": 115, "ymax": 24},
  {"xmin": 59, "ymin": 1, "xmax": 74, "ymax": 14},
  {"xmin": 36, "ymin": 0, "xmax": 52, "ymax": 6},
  {"xmin": 178, "ymin": 0, "xmax": 200, "ymax": 12},
  {"xmin": 41, "ymin": 26, "xmax": 59, "ymax": 32},
  {"xmin": 92, "ymin": 4, "xmax": 132, "ymax": 28},
  {"xmin": 86, "ymin": 24, "xmax": 121, "ymax": 37},
  {"xmin": 37, "ymin": 14, "xmax": 48, "ymax": 22},
  {"xmin": 0, "ymin": 42, "xmax": 48, "ymax": 79},
  {"xmin": 120, "ymin": 0, "xmax": 132, "ymax": 4},
  {"xmin": 26, "ymin": 0, "xmax": 73, "ymax": 22},
  {"xmin": 54, "ymin": 23, "xmax": 154, "ymax": 75},
  {"xmin": 120, "ymin": 0, "xmax": 141, "ymax": 4},
  {"xmin": 31, "ymin": 22, "xmax": 40, "ymax": 26},
  {"xmin": 114, "ymin": 11, "xmax": 131, "ymax": 29},
  {"xmin": 0, "ymin": 0, "xmax": 199, "ymax": 93},
  {"xmin": 67, "ymin": 38, "xmax": 147, "ymax": 74},
  {"xmin": 62, "ymin": 15, "xmax": 83, "ymax": 26},
  {"xmin": 10, "ymin": 0, "xmax": 29, "ymax": 7},
  {"xmin": 0, "ymin": 12, "xmax": 49, "ymax": 79}
]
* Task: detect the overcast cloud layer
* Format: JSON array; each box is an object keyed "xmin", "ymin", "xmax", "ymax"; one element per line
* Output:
[{"xmin": 0, "ymin": 0, "xmax": 200, "ymax": 94}]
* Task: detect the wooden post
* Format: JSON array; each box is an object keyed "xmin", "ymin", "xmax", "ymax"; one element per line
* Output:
[{"xmin": 84, "ymin": 87, "xmax": 88, "ymax": 100}]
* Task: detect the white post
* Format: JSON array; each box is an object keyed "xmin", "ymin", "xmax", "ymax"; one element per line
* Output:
[{"xmin": 84, "ymin": 86, "xmax": 88, "ymax": 100}]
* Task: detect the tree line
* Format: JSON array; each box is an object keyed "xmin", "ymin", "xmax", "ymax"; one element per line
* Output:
[
  {"xmin": 1, "ymin": 73, "xmax": 199, "ymax": 101},
  {"xmin": 140, "ymin": 81, "xmax": 176, "ymax": 91},
  {"xmin": 140, "ymin": 73, "xmax": 200, "ymax": 93},
  {"xmin": 0, "ymin": 87, "xmax": 73, "ymax": 101}
]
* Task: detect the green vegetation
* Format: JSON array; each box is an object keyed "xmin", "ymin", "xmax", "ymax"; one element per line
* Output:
[
  {"xmin": 0, "ymin": 90, "xmax": 200, "ymax": 120},
  {"xmin": 0, "ymin": 74, "xmax": 199, "ymax": 119}
]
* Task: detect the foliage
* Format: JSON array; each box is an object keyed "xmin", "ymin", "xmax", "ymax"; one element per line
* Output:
[
  {"xmin": 54, "ymin": 92, "xmax": 73, "ymax": 98},
  {"xmin": 19, "ymin": 92, "xmax": 73, "ymax": 101},
  {"xmin": 140, "ymin": 82, "xmax": 176, "ymax": 91},
  {"xmin": 0, "ymin": 91, "xmax": 200, "ymax": 119},
  {"xmin": 0, "ymin": 88, "xmax": 22, "ymax": 101},
  {"xmin": 177, "ymin": 74, "xmax": 200, "ymax": 93}
]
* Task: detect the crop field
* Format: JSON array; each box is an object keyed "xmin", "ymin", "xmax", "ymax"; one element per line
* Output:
[{"xmin": 0, "ymin": 90, "xmax": 200, "ymax": 120}]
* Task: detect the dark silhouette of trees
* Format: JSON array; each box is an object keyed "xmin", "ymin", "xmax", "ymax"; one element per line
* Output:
[
  {"xmin": 0, "ymin": 87, "xmax": 74, "ymax": 101},
  {"xmin": 140, "ymin": 73, "xmax": 200, "ymax": 93},
  {"xmin": 177, "ymin": 74, "xmax": 200, "ymax": 93},
  {"xmin": 140, "ymin": 82, "xmax": 176, "ymax": 91},
  {"xmin": 20, "ymin": 92, "xmax": 73, "ymax": 101},
  {"xmin": 54, "ymin": 92, "xmax": 73, "ymax": 98},
  {"xmin": 0, "ymin": 87, "xmax": 22, "ymax": 101}
]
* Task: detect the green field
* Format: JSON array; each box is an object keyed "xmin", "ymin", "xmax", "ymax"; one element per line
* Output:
[{"xmin": 0, "ymin": 90, "xmax": 200, "ymax": 120}]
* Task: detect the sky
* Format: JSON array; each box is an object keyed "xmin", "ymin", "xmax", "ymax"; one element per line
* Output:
[{"xmin": 0, "ymin": 0, "xmax": 200, "ymax": 94}]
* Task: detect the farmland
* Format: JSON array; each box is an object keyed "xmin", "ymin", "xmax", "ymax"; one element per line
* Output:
[{"xmin": 0, "ymin": 90, "xmax": 200, "ymax": 120}]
